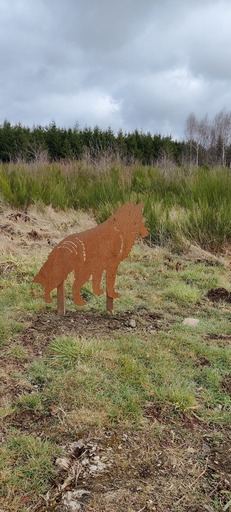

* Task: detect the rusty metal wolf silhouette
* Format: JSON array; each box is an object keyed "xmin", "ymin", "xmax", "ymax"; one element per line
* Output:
[{"xmin": 33, "ymin": 203, "xmax": 148, "ymax": 313}]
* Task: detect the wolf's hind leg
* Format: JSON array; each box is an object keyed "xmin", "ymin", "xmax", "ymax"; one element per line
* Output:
[{"xmin": 72, "ymin": 281, "xmax": 86, "ymax": 306}]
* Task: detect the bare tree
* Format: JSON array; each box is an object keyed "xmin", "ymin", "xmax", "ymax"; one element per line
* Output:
[
  {"xmin": 184, "ymin": 113, "xmax": 210, "ymax": 166},
  {"xmin": 184, "ymin": 113, "xmax": 198, "ymax": 166},
  {"xmin": 28, "ymin": 139, "xmax": 49, "ymax": 163},
  {"xmin": 198, "ymin": 114, "xmax": 210, "ymax": 149},
  {"xmin": 213, "ymin": 109, "xmax": 231, "ymax": 167}
]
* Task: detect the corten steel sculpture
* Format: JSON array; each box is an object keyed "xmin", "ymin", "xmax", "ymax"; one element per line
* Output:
[{"xmin": 33, "ymin": 203, "xmax": 148, "ymax": 314}]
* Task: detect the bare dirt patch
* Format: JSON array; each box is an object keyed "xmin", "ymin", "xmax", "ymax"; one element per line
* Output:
[
  {"xmin": 207, "ymin": 287, "xmax": 231, "ymax": 303},
  {"xmin": 16, "ymin": 309, "xmax": 164, "ymax": 355},
  {"xmin": 205, "ymin": 333, "xmax": 231, "ymax": 346}
]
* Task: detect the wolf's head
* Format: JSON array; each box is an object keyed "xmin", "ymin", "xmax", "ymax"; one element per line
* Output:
[
  {"xmin": 131, "ymin": 203, "xmax": 149, "ymax": 239},
  {"xmin": 113, "ymin": 203, "xmax": 149, "ymax": 239}
]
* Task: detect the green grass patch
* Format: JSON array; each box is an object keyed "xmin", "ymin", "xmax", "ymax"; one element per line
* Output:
[
  {"xmin": 24, "ymin": 326, "xmax": 230, "ymax": 429},
  {"xmin": 0, "ymin": 432, "xmax": 58, "ymax": 509},
  {"xmin": 163, "ymin": 282, "xmax": 202, "ymax": 305}
]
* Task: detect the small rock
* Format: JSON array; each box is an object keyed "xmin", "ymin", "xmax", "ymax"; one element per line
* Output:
[
  {"xmin": 62, "ymin": 490, "xmax": 90, "ymax": 512},
  {"xmin": 146, "ymin": 500, "xmax": 156, "ymax": 511},
  {"xmin": 186, "ymin": 447, "xmax": 197, "ymax": 454},
  {"xmin": 182, "ymin": 318, "xmax": 199, "ymax": 327},
  {"xmin": 89, "ymin": 464, "xmax": 98, "ymax": 472},
  {"xmin": 97, "ymin": 461, "xmax": 107, "ymax": 471},
  {"xmin": 69, "ymin": 439, "xmax": 85, "ymax": 450},
  {"xmin": 81, "ymin": 457, "xmax": 89, "ymax": 466},
  {"xmin": 73, "ymin": 490, "xmax": 91, "ymax": 499},
  {"xmin": 68, "ymin": 439, "xmax": 85, "ymax": 457},
  {"xmin": 129, "ymin": 319, "xmax": 136, "ymax": 328},
  {"xmin": 62, "ymin": 492, "xmax": 81, "ymax": 512},
  {"xmin": 55, "ymin": 457, "xmax": 71, "ymax": 470},
  {"xmin": 89, "ymin": 443, "xmax": 97, "ymax": 453}
]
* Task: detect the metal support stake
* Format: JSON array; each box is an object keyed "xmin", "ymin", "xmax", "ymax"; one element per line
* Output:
[
  {"xmin": 106, "ymin": 294, "xmax": 114, "ymax": 313},
  {"xmin": 57, "ymin": 281, "xmax": 65, "ymax": 315}
]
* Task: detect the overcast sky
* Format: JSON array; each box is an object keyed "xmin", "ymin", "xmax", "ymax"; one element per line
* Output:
[{"xmin": 0, "ymin": 0, "xmax": 230, "ymax": 139}]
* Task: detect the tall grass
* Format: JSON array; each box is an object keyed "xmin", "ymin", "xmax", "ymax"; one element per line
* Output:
[{"xmin": 1, "ymin": 161, "xmax": 231, "ymax": 251}]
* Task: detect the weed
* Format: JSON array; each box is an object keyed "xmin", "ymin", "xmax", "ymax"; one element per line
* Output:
[
  {"xmin": 163, "ymin": 282, "xmax": 202, "ymax": 305},
  {"xmin": 17, "ymin": 393, "xmax": 44, "ymax": 413},
  {"xmin": 7, "ymin": 344, "xmax": 29, "ymax": 361}
]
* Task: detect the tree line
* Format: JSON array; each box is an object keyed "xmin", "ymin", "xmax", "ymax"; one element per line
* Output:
[{"xmin": 0, "ymin": 110, "xmax": 231, "ymax": 166}]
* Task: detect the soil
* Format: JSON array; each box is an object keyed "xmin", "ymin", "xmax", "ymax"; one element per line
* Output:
[
  {"xmin": 207, "ymin": 287, "xmax": 231, "ymax": 303},
  {"xmin": 16, "ymin": 308, "xmax": 164, "ymax": 354}
]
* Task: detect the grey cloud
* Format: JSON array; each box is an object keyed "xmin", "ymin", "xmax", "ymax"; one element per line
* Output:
[{"xmin": 0, "ymin": 0, "xmax": 231, "ymax": 138}]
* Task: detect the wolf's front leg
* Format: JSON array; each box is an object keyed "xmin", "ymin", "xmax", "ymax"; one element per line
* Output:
[
  {"xmin": 106, "ymin": 265, "xmax": 120, "ymax": 299},
  {"xmin": 72, "ymin": 270, "xmax": 90, "ymax": 306},
  {"xmin": 44, "ymin": 289, "xmax": 53, "ymax": 303},
  {"xmin": 92, "ymin": 270, "xmax": 104, "ymax": 296}
]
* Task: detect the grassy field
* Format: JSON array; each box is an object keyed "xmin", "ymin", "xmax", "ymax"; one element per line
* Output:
[
  {"xmin": 1, "ymin": 161, "xmax": 231, "ymax": 251},
  {"xmin": 0, "ymin": 204, "xmax": 230, "ymax": 511}
]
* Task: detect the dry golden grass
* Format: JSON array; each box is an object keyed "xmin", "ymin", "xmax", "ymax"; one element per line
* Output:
[{"xmin": 0, "ymin": 204, "xmax": 96, "ymax": 260}]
